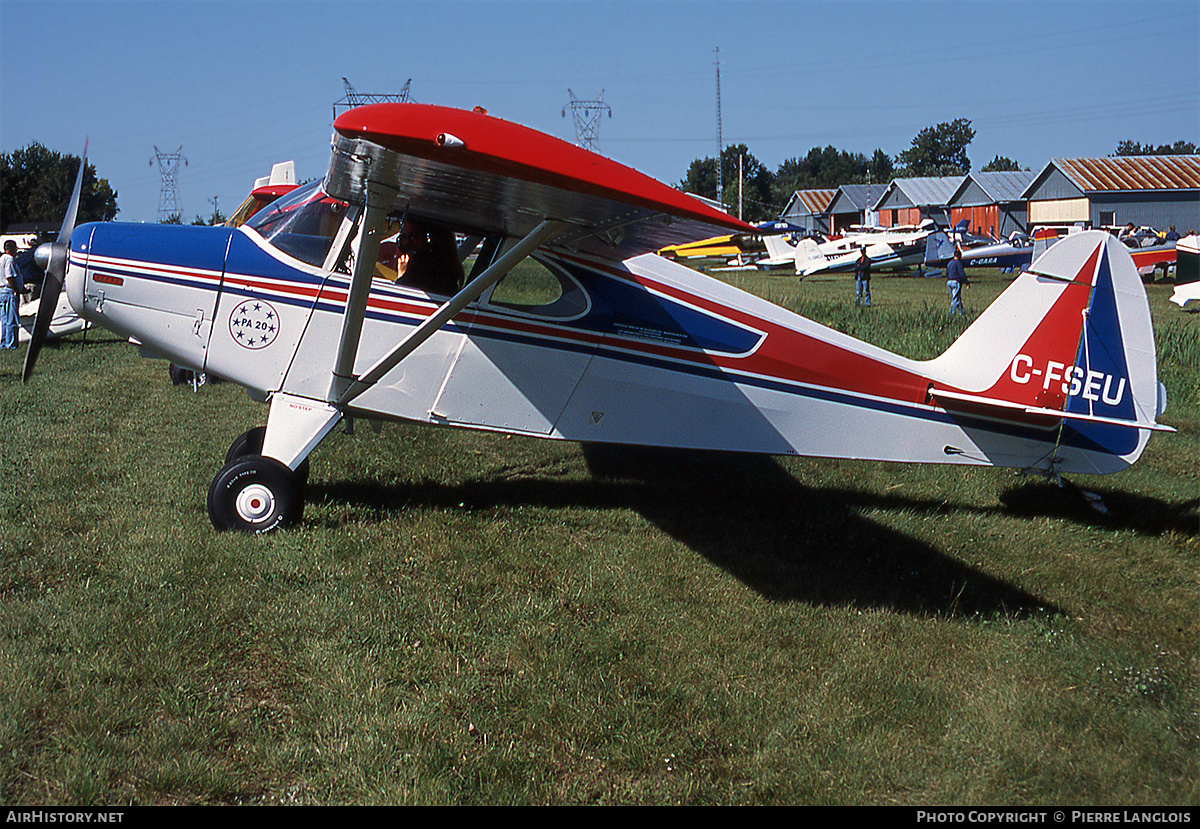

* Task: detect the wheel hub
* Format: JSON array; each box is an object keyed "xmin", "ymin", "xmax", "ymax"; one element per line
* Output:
[{"xmin": 235, "ymin": 483, "xmax": 276, "ymax": 523}]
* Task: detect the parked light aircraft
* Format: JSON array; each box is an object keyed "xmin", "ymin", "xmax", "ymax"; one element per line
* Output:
[
  {"xmin": 956, "ymin": 233, "xmax": 1035, "ymax": 272},
  {"xmin": 23, "ymin": 104, "xmax": 1174, "ymax": 532},
  {"xmin": 1114, "ymin": 230, "xmax": 1177, "ymax": 278},
  {"xmin": 1170, "ymin": 233, "xmax": 1198, "ymax": 307},
  {"xmin": 762, "ymin": 220, "xmax": 955, "ymax": 276},
  {"xmin": 658, "ymin": 220, "xmax": 809, "ymax": 270},
  {"xmin": 18, "ymin": 290, "xmax": 88, "ymax": 343},
  {"xmin": 225, "ymin": 160, "xmax": 299, "ymax": 228}
]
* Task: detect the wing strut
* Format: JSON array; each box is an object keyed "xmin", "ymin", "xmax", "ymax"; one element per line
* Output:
[
  {"xmin": 328, "ymin": 181, "xmax": 398, "ymax": 404},
  {"xmin": 334, "ymin": 218, "xmax": 568, "ymax": 407}
]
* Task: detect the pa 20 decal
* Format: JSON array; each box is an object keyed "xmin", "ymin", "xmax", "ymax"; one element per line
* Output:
[{"xmin": 229, "ymin": 300, "xmax": 280, "ymax": 350}]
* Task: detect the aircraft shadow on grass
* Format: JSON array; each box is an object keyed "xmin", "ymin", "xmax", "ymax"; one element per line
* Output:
[{"xmin": 305, "ymin": 443, "xmax": 1191, "ymax": 621}]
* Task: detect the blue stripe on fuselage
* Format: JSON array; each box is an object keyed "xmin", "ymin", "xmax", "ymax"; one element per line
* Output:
[{"xmin": 85, "ymin": 222, "xmax": 233, "ymax": 274}]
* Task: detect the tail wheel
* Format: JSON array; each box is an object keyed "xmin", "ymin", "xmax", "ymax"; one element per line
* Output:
[{"xmin": 207, "ymin": 455, "xmax": 303, "ymax": 533}]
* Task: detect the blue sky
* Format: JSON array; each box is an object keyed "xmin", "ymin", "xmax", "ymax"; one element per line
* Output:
[{"xmin": 2, "ymin": 0, "xmax": 1197, "ymax": 224}]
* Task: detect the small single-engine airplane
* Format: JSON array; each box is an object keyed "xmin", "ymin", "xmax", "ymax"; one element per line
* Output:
[
  {"xmin": 24, "ymin": 104, "xmax": 1174, "ymax": 533},
  {"xmin": 1114, "ymin": 229, "xmax": 1177, "ymax": 278},
  {"xmin": 657, "ymin": 220, "xmax": 810, "ymax": 271},
  {"xmin": 1170, "ymin": 233, "xmax": 1198, "ymax": 307},
  {"xmin": 762, "ymin": 220, "xmax": 955, "ymax": 277},
  {"xmin": 18, "ymin": 289, "xmax": 88, "ymax": 343},
  {"xmin": 225, "ymin": 160, "xmax": 299, "ymax": 228},
  {"xmin": 955, "ymin": 232, "xmax": 1035, "ymax": 272}
]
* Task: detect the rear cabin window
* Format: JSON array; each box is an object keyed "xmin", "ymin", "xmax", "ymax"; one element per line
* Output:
[{"xmin": 486, "ymin": 257, "xmax": 588, "ymax": 319}]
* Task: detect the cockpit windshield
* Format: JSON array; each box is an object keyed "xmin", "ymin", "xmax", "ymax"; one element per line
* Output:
[{"xmin": 244, "ymin": 180, "xmax": 349, "ymax": 267}]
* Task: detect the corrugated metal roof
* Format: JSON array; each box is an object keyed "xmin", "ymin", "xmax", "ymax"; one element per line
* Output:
[
  {"xmin": 789, "ymin": 188, "xmax": 837, "ymax": 214},
  {"xmin": 832, "ymin": 183, "xmax": 887, "ymax": 211},
  {"xmin": 970, "ymin": 170, "xmax": 1038, "ymax": 202},
  {"xmin": 877, "ymin": 176, "xmax": 964, "ymax": 208},
  {"xmin": 1053, "ymin": 155, "xmax": 1200, "ymax": 192}
]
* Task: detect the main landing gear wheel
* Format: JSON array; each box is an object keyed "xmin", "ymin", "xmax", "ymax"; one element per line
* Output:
[
  {"xmin": 225, "ymin": 426, "xmax": 310, "ymax": 487},
  {"xmin": 207, "ymin": 455, "xmax": 304, "ymax": 533}
]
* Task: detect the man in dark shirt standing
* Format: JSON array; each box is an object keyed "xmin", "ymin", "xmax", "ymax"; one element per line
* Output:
[
  {"xmin": 854, "ymin": 247, "xmax": 871, "ymax": 307},
  {"xmin": 947, "ymin": 246, "xmax": 968, "ymax": 315}
]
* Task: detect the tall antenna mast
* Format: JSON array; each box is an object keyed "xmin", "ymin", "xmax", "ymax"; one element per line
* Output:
[
  {"xmin": 714, "ymin": 47, "xmax": 723, "ymax": 206},
  {"xmin": 150, "ymin": 145, "xmax": 187, "ymax": 222},
  {"xmin": 562, "ymin": 89, "xmax": 611, "ymax": 153}
]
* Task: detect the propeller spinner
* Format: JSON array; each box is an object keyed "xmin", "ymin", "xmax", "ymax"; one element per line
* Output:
[{"xmin": 22, "ymin": 139, "xmax": 88, "ymax": 383}]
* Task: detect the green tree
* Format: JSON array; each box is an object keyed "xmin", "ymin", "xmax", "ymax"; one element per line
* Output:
[
  {"xmin": 770, "ymin": 146, "xmax": 890, "ymax": 205},
  {"xmin": 1114, "ymin": 140, "xmax": 1198, "ymax": 156},
  {"xmin": 896, "ymin": 119, "xmax": 975, "ymax": 176},
  {"xmin": 189, "ymin": 208, "xmax": 226, "ymax": 227},
  {"xmin": 1, "ymin": 142, "xmax": 118, "ymax": 230},
  {"xmin": 683, "ymin": 143, "xmax": 895, "ymax": 220},
  {"xmin": 680, "ymin": 146, "xmax": 776, "ymax": 221},
  {"xmin": 868, "ymin": 148, "xmax": 894, "ymax": 184},
  {"xmin": 719, "ymin": 144, "xmax": 774, "ymax": 222},
  {"xmin": 981, "ymin": 154, "xmax": 1022, "ymax": 172},
  {"xmin": 679, "ymin": 156, "xmax": 719, "ymax": 201}
]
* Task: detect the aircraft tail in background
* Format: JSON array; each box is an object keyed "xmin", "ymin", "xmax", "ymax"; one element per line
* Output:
[{"xmin": 1170, "ymin": 233, "xmax": 1198, "ymax": 307}]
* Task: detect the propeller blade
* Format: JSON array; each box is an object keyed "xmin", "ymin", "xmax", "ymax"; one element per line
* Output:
[
  {"xmin": 57, "ymin": 137, "xmax": 88, "ymax": 245},
  {"xmin": 23, "ymin": 140, "xmax": 88, "ymax": 383}
]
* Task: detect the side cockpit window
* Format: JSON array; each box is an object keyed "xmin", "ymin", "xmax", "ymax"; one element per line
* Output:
[
  {"xmin": 380, "ymin": 221, "xmax": 465, "ymax": 295},
  {"xmin": 245, "ymin": 181, "xmax": 348, "ymax": 268}
]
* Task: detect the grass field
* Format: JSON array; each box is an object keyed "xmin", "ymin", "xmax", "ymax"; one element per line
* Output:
[{"xmin": 0, "ymin": 264, "xmax": 1196, "ymax": 805}]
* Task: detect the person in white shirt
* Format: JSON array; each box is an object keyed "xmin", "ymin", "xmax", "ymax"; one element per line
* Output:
[{"xmin": 1, "ymin": 240, "xmax": 23, "ymax": 349}]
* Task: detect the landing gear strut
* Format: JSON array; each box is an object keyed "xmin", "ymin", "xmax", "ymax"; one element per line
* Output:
[
  {"xmin": 208, "ymin": 395, "xmax": 340, "ymax": 533},
  {"xmin": 224, "ymin": 426, "xmax": 310, "ymax": 487}
]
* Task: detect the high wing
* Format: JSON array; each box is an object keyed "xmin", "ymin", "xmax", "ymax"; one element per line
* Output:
[{"xmin": 326, "ymin": 103, "xmax": 753, "ymax": 261}]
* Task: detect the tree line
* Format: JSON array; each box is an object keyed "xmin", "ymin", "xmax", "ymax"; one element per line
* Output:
[
  {"xmin": 3, "ymin": 125, "xmax": 1196, "ymax": 232},
  {"xmin": 1, "ymin": 143, "xmax": 118, "ymax": 234},
  {"xmin": 681, "ymin": 119, "xmax": 993, "ymax": 222},
  {"xmin": 679, "ymin": 121, "xmax": 1198, "ymax": 223}
]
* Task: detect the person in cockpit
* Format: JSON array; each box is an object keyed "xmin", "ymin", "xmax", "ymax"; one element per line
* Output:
[{"xmin": 394, "ymin": 220, "xmax": 463, "ymax": 295}]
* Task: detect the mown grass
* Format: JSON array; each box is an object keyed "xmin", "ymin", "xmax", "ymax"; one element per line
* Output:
[{"xmin": 0, "ymin": 265, "xmax": 1195, "ymax": 805}]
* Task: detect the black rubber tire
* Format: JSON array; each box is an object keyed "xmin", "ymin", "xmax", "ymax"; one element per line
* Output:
[
  {"xmin": 225, "ymin": 426, "xmax": 310, "ymax": 487},
  {"xmin": 207, "ymin": 455, "xmax": 303, "ymax": 533},
  {"xmin": 226, "ymin": 427, "xmax": 267, "ymax": 463}
]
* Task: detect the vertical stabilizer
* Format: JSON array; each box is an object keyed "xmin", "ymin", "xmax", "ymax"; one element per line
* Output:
[
  {"xmin": 795, "ymin": 238, "xmax": 828, "ymax": 276},
  {"xmin": 761, "ymin": 233, "xmax": 799, "ymax": 265},
  {"xmin": 926, "ymin": 231, "xmax": 1167, "ymax": 469},
  {"xmin": 924, "ymin": 230, "xmax": 955, "ymax": 266}
]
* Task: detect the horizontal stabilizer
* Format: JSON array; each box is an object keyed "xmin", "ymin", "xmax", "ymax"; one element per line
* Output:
[
  {"xmin": 929, "ymin": 387, "xmax": 1175, "ymax": 432},
  {"xmin": 1171, "ymin": 233, "xmax": 1198, "ymax": 307}
]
